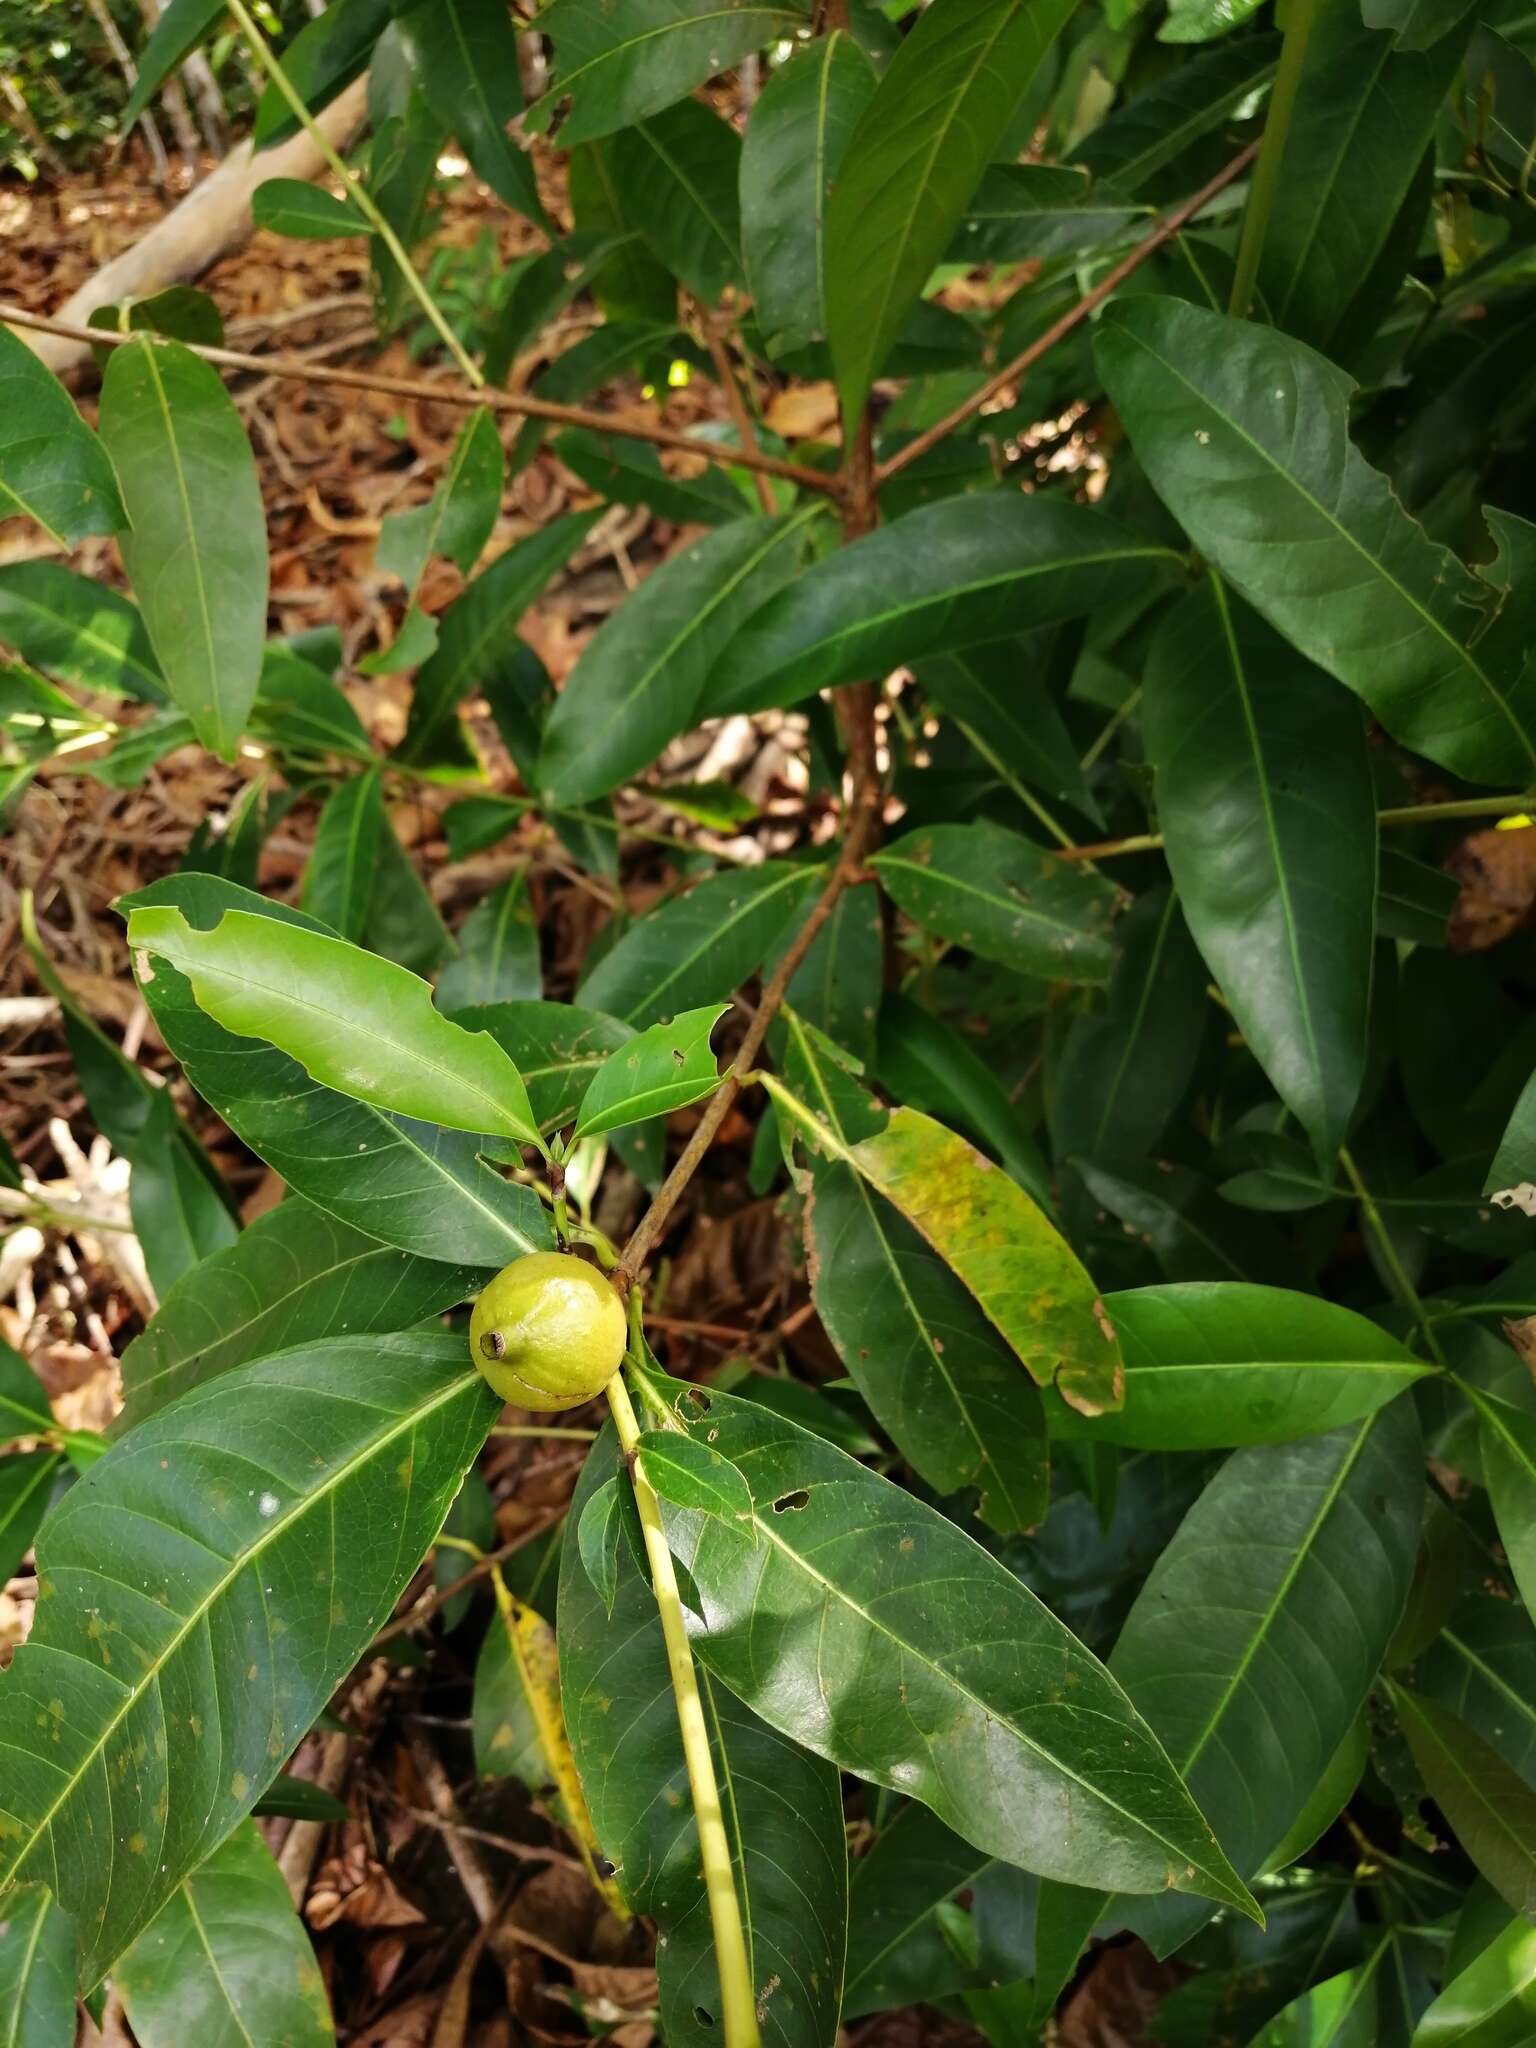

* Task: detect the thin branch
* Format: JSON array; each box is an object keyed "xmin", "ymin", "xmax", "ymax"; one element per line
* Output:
[
  {"xmin": 874, "ymin": 141, "xmax": 1261, "ymax": 487},
  {"xmin": 699, "ymin": 304, "xmax": 777, "ymax": 515},
  {"xmin": 0, "ymin": 303, "xmax": 841, "ymax": 497},
  {"xmin": 1052, "ymin": 791, "xmax": 1533, "ymax": 863},
  {"xmin": 369, "ymin": 1513, "xmax": 563, "ymax": 1645}
]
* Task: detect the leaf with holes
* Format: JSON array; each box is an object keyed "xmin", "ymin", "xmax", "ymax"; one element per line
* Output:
[{"xmin": 573, "ymin": 1004, "xmax": 726, "ymax": 1140}]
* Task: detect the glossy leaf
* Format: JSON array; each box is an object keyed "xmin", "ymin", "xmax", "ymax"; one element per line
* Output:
[
  {"xmin": 0, "ymin": 562, "xmax": 163, "ymax": 703},
  {"xmin": 552, "ymin": 428, "xmax": 745, "ymax": 526},
  {"xmin": 528, "ymin": 0, "xmax": 807, "ymax": 146},
  {"xmin": 773, "ymin": 879, "xmax": 885, "ymax": 1068},
  {"xmin": 1146, "ymin": 578, "xmax": 1377, "ymax": 1162},
  {"xmin": 608, "ymin": 100, "xmax": 743, "ymax": 303},
  {"xmin": 116, "ymin": 1822, "xmax": 334, "ymax": 2048},
  {"xmin": 120, "ymin": 1196, "xmax": 481, "ymax": 1427},
  {"xmin": 1049, "ymin": 1283, "xmax": 1432, "ymax": 1449},
  {"xmin": 578, "ymin": 859, "xmax": 824, "ymax": 1025},
  {"xmin": 397, "ymin": 513, "xmax": 594, "ymax": 771},
  {"xmin": 872, "ymin": 821, "xmax": 1116, "ymax": 982},
  {"xmin": 99, "ymin": 339, "xmax": 267, "ymax": 762},
  {"xmin": 393, "ymin": 0, "xmax": 544, "ymax": 223},
  {"xmin": 250, "ymin": 178, "xmax": 365, "ymax": 238},
  {"xmin": 951, "ymin": 162, "xmax": 1141, "ymax": 264},
  {"xmin": 122, "ymin": 876, "xmax": 553, "ymax": 1266},
  {"xmin": 1469, "ymin": 1388, "xmax": 1536, "ymax": 1619},
  {"xmin": 436, "ymin": 872, "xmax": 540, "ymax": 1012},
  {"xmin": 539, "ymin": 511, "xmax": 820, "ymax": 804},
  {"xmin": 843, "ymin": 1804, "xmax": 995, "ymax": 2019},
  {"xmin": 636, "ymin": 1429, "xmax": 755, "ymax": 1527},
  {"xmin": 740, "ymin": 31, "xmax": 878, "ymax": 358},
  {"xmin": 0, "ymin": 1885, "xmax": 74, "ymax": 2048},
  {"xmin": 640, "ymin": 1371, "xmax": 1256, "ymax": 1916},
  {"xmin": 559, "ymin": 1433, "xmax": 848, "ymax": 2048},
  {"xmin": 822, "ymin": 0, "xmax": 1078, "ymax": 422},
  {"xmin": 0, "ymin": 1454, "xmax": 60, "ymax": 1589},
  {"xmin": 252, "ymin": 0, "xmax": 393, "ymax": 143},
  {"xmin": 1076, "ymin": 1157, "xmax": 1287, "ymax": 1284},
  {"xmin": 456, "ymin": 1000, "xmax": 634, "ymax": 1132},
  {"xmin": 1095, "ymin": 298, "xmax": 1536, "ymax": 786},
  {"xmin": 1412, "ymin": 1910, "xmax": 1536, "ymax": 2048},
  {"xmin": 128, "ymin": 903, "xmax": 542, "ymax": 1149},
  {"xmin": 0, "ymin": 326, "xmax": 126, "ymax": 546},
  {"xmin": 375, "ymin": 405, "xmax": 502, "ymax": 610},
  {"xmin": 1394, "ymin": 1689, "xmax": 1536, "ymax": 1919},
  {"xmin": 573, "ymin": 1003, "xmax": 725, "ymax": 1139},
  {"xmin": 0, "ymin": 1332, "xmax": 497, "ymax": 1981},
  {"xmin": 301, "ymin": 768, "xmax": 383, "ymax": 942},
  {"xmin": 706, "ymin": 493, "xmax": 1175, "ymax": 715},
  {"xmin": 921, "ymin": 636, "xmax": 1103, "ymax": 823}
]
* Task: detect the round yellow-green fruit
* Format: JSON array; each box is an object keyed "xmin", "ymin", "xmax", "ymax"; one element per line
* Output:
[{"xmin": 469, "ymin": 1251, "xmax": 626, "ymax": 1412}]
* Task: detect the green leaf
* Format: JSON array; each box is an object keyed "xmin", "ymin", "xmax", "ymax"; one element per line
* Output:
[
  {"xmin": 706, "ymin": 493, "xmax": 1174, "ymax": 715},
  {"xmin": 1094, "ymin": 298, "xmax": 1536, "ymax": 787},
  {"xmin": 552, "ymin": 428, "xmax": 745, "ymax": 526},
  {"xmin": 822, "ymin": 0, "xmax": 1078, "ymax": 422},
  {"xmin": 1469, "ymin": 1387, "xmax": 1536, "ymax": 1619},
  {"xmin": 786, "ymin": 1008, "xmax": 1050, "ymax": 1494},
  {"xmin": 121, "ymin": 876, "xmax": 553, "ymax": 1266},
  {"xmin": 0, "ymin": 1332, "xmax": 497, "ymax": 1982},
  {"xmin": 871, "ymin": 821, "xmax": 1116, "ymax": 983},
  {"xmin": 0, "ymin": 1339, "xmax": 54, "ymax": 1436},
  {"xmin": 252, "ymin": 643, "xmax": 369, "ymax": 759},
  {"xmin": 567, "ymin": 147, "xmax": 677, "ymax": 323},
  {"xmin": 641, "ymin": 1372, "xmax": 1257, "ymax": 1917},
  {"xmin": 1076, "ymin": 1157, "xmax": 1286, "ymax": 1284},
  {"xmin": 116, "ymin": 1822, "xmax": 333, "ymax": 2047},
  {"xmin": 636, "ymin": 1429, "xmax": 755, "ymax": 1527},
  {"xmin": 1420, "ymin": 1596, "xmax": 1536, "ymax": 1791},
  {"xmin": 608, "ymin": 100, "xmax": 743, "ymax": 303},
  {"xmin": 577, "ymin": 859, "xmax": 824, "ymax": 1025},
  {"xmin": 740, "ymin": 31, "xmax": 878, "ymax": 358},
  {"xmin": 0, "ymin": 1886, "xmax": 74, "ymax": 2048},
  {"xmin": 454, "ymin": 1000, "xmax": 635, "ymax": 1132},
  {"xmin": 253, "ymin": 1775, "xmax": 350, "ymax": 1822},
  {"xmin": 363, "ymin": 810, "xmax": 454, "ymax": 975},
  {"xmin": 0, "ymin": 325, "xmax": 126, "ymax": 546},
  {"xmin": 921, "ymin": 636, "xmax": 1104, "ymax": 824},
  {"xmin": 1075, "ymin": 34, "xmax": 1279, "ymax": 196},
  {"xmin": 1145, "ymin": 578, "xmax": 1378, "ymax": 1163},
  {"xmin": 98, "ymin": 338, "xmax": 268, "ymax": 762},
  {"xmin": 120, "ymin": 1196, "xmax": 481, "ymax": 1427},
  {"xmin": 0, "ymin": 1454, "xmax": 60, "ymax": 1589},
  {"xmin": 843, "ymin": 1803, "xmax": 997, "ymax": 2018},
  {"xmin": 127, "ymin": 904, "xmax": 543, "ymax": 1150},
  {"xmin": 301, "ymin": 769, "xmax": 383, "ymax": 942},
  {"xmin": 575, "ymin": 1475, "xmax": 625, "ymax": 1615},
  {"xmin": 1052, "ymin": 886, "xmax": 1206, "ymax": 1166},
  {"xmin": 771, "ymin": 1063, "xmax": 1124, "ymax": 1416},
  {"xmin": 875, "ymin": 990, "xmax": 1051, "ymax": 1204},
  {"xmin": 1393, "ymin": 1688, "xmax": 1536, "ymax": 1919},
  {"xmin": 1256, "ymin": 5, "xmax": 1467, "ymax": 356},
  {"xmin": 559, "ymin": 1432, "xmax": 849, "ymax": 2048},
  {"xmin": 1412, "ymin": 1909, "xmax": 1536, "ymax": 2048},
  {"xmin": 573, "ymin": 1004, "xmax": 725, "ymax": 1139},
  {"xmin": 250, "ymin": 178, "xmax": 367, "ymax": 238},
  {"xmin": 397, "ymin": 513, "xmax": 595, "ymax": 771},
  {"xmin": 88, "ymin": 286, "xmax": 226, "ymax": 359},
  {"xmin": 1248, "ymin": 1958, "xmax": 1381, "ymax": 2048},
  {"xmin": 1049, "ymin": 1283, "xmax": 1433, "ymax": 1449},
  {"xmin": 0, "ymin": 562, "xmax": 164, "ymax": 703},
  {"xmin": 527, "ymin": 0, "xmax": 808, "ymax": 147},
  {"xmin": 252, "ymin": 0, "xmax": 393, "ymax": 144},
  {"xmin": 950, "ymin": 163, "xmax": 1141, "ymax": 264},
  {"xmin": 393, "ymin": 0, "xmax": 545, "ymax": 224},
  {"xmin": 436, "ymin": 872, "xmax": 541, "ymax": 1012},
  {"xmin": 128, "ymin": 1088, "xmax": 241, "ymax": 1297},
  {"xmin": 1379, "ymin": 848, "xmax": 1457, "ymax": 947},
  {"xmin": 539, "ymin": 511, "xmax": 819, "ymax": 804},
  {"xmin": 766, "ymin": 879, "xmax": 884, "ymax": 1069},
  {"xmin": 120, "ymin": 0, "xmax": 223, "ymax": 126},
  {"xmin": 375, "ymin": 406, "xmax": 503, "ymax": 601}
]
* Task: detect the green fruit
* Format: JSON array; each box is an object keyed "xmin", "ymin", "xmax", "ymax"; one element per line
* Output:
[{"xmin": 469, "ymin": 1251, "xmax": 626, "ymax": 1412}]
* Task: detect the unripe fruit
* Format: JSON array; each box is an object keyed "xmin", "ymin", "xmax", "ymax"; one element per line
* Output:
[{"xmin": 469, "ymin": 1251, "xmax": 626, "ymax": 1412}]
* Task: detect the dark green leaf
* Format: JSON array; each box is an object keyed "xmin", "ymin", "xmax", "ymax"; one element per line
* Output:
[
  {"xmin": 876, "ymin": 990, "xmax": 1051, "ymax": 1203},
  {"xmin": 120, "ymin": 1196, "xmax": 481, "ymax": 1426},
  {"xmin": 1394, "ymin": 1688, "xmax": 1536, "ymax": 1919},
  {"xmin": 540, "ymin": 510, "xmax": 819, "ymax": 803},
  {"xmin": 1050, "ymin": 1282, "xmax": 1432, "ymax": 1449},
  {"xmin": 1075, "ymin": 35, "xmax": 1279, "ymax": 197},
  {"xmin": 98, "ymin": 338, "xmax": 268, "ymax": 762},
  {"xmin": 394, "ymin": 0, "xmax": 545, "ymax": 224},
  {"xmin": 1145, "ymin": 578, "xmax": 1377, "ymax": 1162},
  {"xmin": 0, "ymin": 1886, "xmax": 74, "ymax": 2048},
  {"xmin": 608, "ymin": 100, "xmax": 743, "ymax": 303},
  {"xmin": 88, "ymin": 288, "xmax": 226, "ymax": 361},
  {"xmin": 740, "ymin": 31, "xmax": 878, "ymax": 358},
  {"xmin": 951, "ymin": 163, "xmax": 1142, "ymax": 264},
  {"xmin": 707, "ymin": 493, "xmax": 1174, "ymax": 715},
  {"xmin": 843, "ymin": 1803, "xmax": 995, "ymax": 2019},
  {"xmin": 573, "ymin": 1004, "xmax": 725, "ymax": 1139},
  {"xmin": 823, "ymin": 0, "xmax": 1078, "ymax": 421},
  {"xmin": 1378, "ymin": 847, "xmax": 1456, "ymax": 947},
  {"xmin": 921, "ymin": 636, "xmax": 1103, "ymax": 824},
  {"xmin": 1095, "ymin": 298, "xmax": 1536, "ymax": 786},
  {"xmin": 253, "ymin": 0, "xmax": 393, "ymax": 144},
  {"xmin": 0, "ymin": 1332, "xmax": 496, "ymax": 1981},
  {"xmin": 0, "ymin": 326, "xmax": 126, "ymax": 546},
  {"xmin": 120, "ymin": 0, "xmax": 223, "ymax": 126},
  {"xmin": 250, "ymin": 178, "xmax": 367, "ymax": 239},
  {"xmin": 252, "ymin": 644, "xmax": 370, "ymax": 760},
  {"xmin": 1074, "ymin": 1157, "xmax": 1286, "ymax": 1284},
  {"xmin": 454, "ymin": 1001, "xmax": 635, "ymax": 1132},
  {"xmin": 363, "ymin": 810, "xmax": 454, "ymax": 976},
  {"xmin": 128, "ymin": 1087, "xmax": 241, "ymax": 1296},
  {"xmin": 0, "ymin": 1453, "xmax": 60, "ymax": 1588},
  {"xmin": 116, "ymin": 1822, "xmax": 333, "ymax": 2047},
  {"xmin": 527, "ymin": 0, "xmax": 808, "ymax": 147},
  {"xmin": 301, "ymin": 769, "xmax": 383, "ymax": 942},
  {"xmin": 766, "ymin": 879, "xmax": 884, "ymax": 1069},
  {"xmin": 552, "ymin": 429, "xmax": 745, "ymax": 526},
  {"xmin": 577, "ymin": 860, "xmax": 824, "ymax": 1025},
  {"xmin": 0, "ymin": 1339, "xmax": 54, "ymax": 1435},
  {"xmin": 1469, "ymin": 1387, "xmax": 1536, "ymax": 1619},
  {"xmin": 436, "ymin": 872, "xmax": 540, "ymax": 1011},
  {"xmin": 872, "ymin": 821, "xmax": 1116, "ymax": 982},
  {"xmin": 641, "ymin": 1372, "xmax": 1257, "ymax": 1917},
  {"xmin": 636, "ymin": 1429, "xmax": 755, "ymax": 1526},
  {"xmin": 1420, "ymin": 1595, "xmax": 1536, "ymax": 1791},
  {"xmin": 0, "ymin": 562, "xmax": 164, "ymax": 703},
  {"xmin": 253, "ymin": 1774, "xmax": 351, "ymax": 1823}
]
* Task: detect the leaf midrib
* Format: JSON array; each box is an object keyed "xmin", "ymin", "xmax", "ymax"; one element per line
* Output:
[{"xmin": 137, "ymin": 344, "xmax": 224, "ymax": 750}]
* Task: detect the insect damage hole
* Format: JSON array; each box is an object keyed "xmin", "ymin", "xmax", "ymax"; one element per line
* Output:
[{"xmin": 772, "ymin": 1489, "xmax": 810, "ymax": 1513}]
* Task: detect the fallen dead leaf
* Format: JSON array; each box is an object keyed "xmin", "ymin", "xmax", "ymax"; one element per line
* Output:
[{"xmin": 1447, "ymin": 824, "xmax": 1536, "ymax": 950}]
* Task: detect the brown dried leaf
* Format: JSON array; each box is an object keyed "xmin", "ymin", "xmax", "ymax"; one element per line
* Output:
[{"xmin": 1447, "ymin": 824, "xmax": 1536, "ymax": 951}]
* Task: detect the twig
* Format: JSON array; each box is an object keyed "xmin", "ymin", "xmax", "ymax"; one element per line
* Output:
[
  {"xmin": 1052, "ymin": 791, "xmax": 1533, "ymax": 862},
  {"xmin": 874, "ymin": 142, "xmax": 1261, "ymax": 487},
  {"xmin": 0, "ymin": 304, "xmax": 840, "ymax": 496},
  {"xmin": 370, "ymin": 1515, "xmax": 563, "ymax": 1645},
  {"xmin": 699, "ymin": 306, "xmax": 777, "ymax": 515}
]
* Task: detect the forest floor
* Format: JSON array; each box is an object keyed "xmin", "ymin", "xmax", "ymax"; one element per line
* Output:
[{"xmin": 0, "ymin": 144, "xmax": 1176, "ymax": 2048}]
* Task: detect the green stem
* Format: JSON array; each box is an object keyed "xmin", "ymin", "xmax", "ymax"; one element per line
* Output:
[
  {"xmin": 487, "ymin": 1424, "xmax": 599, "ymax": 1439},
  {"xmin": 225, "ymin": 0, "xmax": 483, "ymax": 387},
  {"xmin": 1228, "ymin": 0, "xmax": 1321, "ymax": 318},
  {"xmin": 1338, "ymin": 1146, "xmax": 1448, "ymax": 1367},
  {"xmin": 604, "ymin": 1369, "xmax": 760, "ymax": 2048},
  {"xmin": 1377, "ymin": 793, "xmax": 1531, "ymax": 826}
]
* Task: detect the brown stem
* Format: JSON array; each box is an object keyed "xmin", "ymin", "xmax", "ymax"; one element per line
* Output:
[
  {"xmin": 0, "ymin": 302, "xmax": 841, "ymax": 497},
  {"xmin": 700, "ymin": 303, "xmax": 778, "ymax": 515},
  {"xmin": 874, "ymin": 141, "xmax": 1261, "ymax": 487}
]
